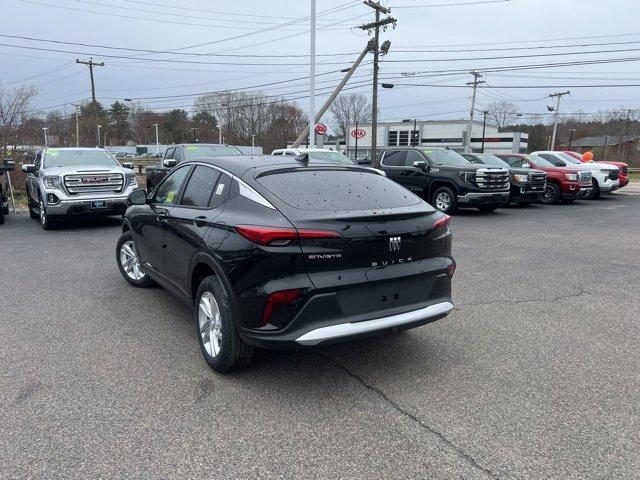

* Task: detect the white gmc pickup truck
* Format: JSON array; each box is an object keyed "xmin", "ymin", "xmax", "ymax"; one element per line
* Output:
[{"xmin": 22, "ymin": 147, "xmax": 139, "ymax": 230}]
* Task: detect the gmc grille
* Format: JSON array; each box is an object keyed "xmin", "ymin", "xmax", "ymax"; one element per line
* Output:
[
  {"xmin": 530, "ymin": 173, "xmax": 547, "ymax": 190},
  {"xmin": 578, "ymin": 171, "xmax": 592, "ymax": 183},
  {"xmin": 64, "ymin": 174, "xmax": 124, "ymax": 195},
  {"xmin": 476, "ymin": 168, "xmax": 510, "ymax": 191}
]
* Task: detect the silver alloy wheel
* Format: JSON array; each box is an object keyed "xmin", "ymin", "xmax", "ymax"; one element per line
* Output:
[
  {"xmin": 198, "ymin": 292, "xmax": 222, "ymax": 358},
  {"xmin": 120, "ymin": 240, "xmax": 145, "ymax": 281},
  {"xmin": 435, "ymin": 192, "xmax": 451, "ymax": 211},
  {"xmin": 39, "ymin": 200, "xmax": 46, "ymax": 225}
]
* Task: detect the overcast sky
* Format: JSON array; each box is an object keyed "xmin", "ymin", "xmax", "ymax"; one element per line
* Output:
[{"xmin": 2, "ymin": 0, "xmax": 639, "ymax": 125}]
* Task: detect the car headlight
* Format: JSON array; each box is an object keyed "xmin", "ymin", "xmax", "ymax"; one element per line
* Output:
[
  {"xmin": 458, "ymin": 171, "xmax": 476, "ymax": 183},
  {"xmin": 601, "ymin": 169, "xmax": 612, "ymax": 175},
  {"xmin": 564, "ymin": 173, "xmax": 579, "ymax": 181},
  {"xmin": 125, "ymin": 172, "xmax": 138, "ymax": 188},
  {"xmin": 513, "ymin": 174, "xmax": 529, "ymax": 183},
  {"xmin": 43, "ymin": 175, "xmax": 62, "ymax": 189}
]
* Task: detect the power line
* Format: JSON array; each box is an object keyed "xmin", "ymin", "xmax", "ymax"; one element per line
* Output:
[
  {"xmin": 0, "ymin": 62, "xmax": 73, "ymax": 86},
  {"xmin": 393, "ymin": 0, "xmax": 510, "ymax": 7},
  {"xmin": 392, "ymin": 39, "xmax": 640, "ymax": 54}
]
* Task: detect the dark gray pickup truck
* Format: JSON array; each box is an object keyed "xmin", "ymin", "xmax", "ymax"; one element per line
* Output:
[
  {"xmin": 0, "ymin": 158, "xmax": 16, "ymax": 225},
  {"xmin": 146, "ymin": 144, "xmax": 243, "ymax": 192}
]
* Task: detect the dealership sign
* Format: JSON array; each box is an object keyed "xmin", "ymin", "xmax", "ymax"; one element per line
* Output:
[
  {"xmin": 315, "ymin": 123, "xmax": 328, "ymax": 135},
  {"xmin": 351, "ymin": 129, "xmax": 366, "ymax": 139}
]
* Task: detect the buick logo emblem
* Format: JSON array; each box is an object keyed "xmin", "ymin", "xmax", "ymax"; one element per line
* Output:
[{"xmin": 389, "ymin": 236, "xmax": 401, "ymax": 252}]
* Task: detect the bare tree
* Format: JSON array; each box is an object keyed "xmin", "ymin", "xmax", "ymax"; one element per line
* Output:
[
  {"xmin": 486, "ymin": 100, "xmax": 520, "ymax": 130},
  {"xmin": 0, "ymin": 86, "xmax": 37, "ymax": 154},
  {"xmin": 329, "ymin": 92, "xmax": 372, "ymax": 138}
]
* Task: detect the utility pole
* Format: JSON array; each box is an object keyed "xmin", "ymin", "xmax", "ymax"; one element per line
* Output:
[
  {"xmin": 97, "ymin": 124, "xmax": 102, "ymax": 148},
  {"xmin": 309, "ymin": 0, "xmax": 316, "ymax": 148},
  {"xmin": 355, "ymin": 120, "xmax": 359, "ymax": 160},
  {"xmin": 76, "ymin": 58, "xmax": 104, "ymax": 103},
  {"xmin": 359, "ymin": 1, "xmax": 396, "ymax": 167},
  {"xmin": 465, "ymin": 71, "xmax": 485, "ymax": 153},
  {"xmin": 568, "ymin": 129, "xmax": 576, "ymax": 151},
  {"xmin": 292, "ymin": 40, "xmax": 375, "ymax": 148},
  {"xmin": 617, "ymin": 108, "xmax": 632, "ymax": 157},
  {"xmin": 43, "ymin": 127, "xmax": 48, "ymax": 147},
  {"xmin": 602, "ymin": 134, "xmax": 609, "ymax": 160},
  {"xmin": 549, "ymin": 90, "xmax": 570, "ymax": 151}
]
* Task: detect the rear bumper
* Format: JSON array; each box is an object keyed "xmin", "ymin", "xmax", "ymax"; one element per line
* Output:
[
  {"xmin": 295, "ymin": 301, "xmax": 453, "ymax": 346},
  {"xmin": 457, "ymin": 191, "xmax": 510, "ymax": 207}
]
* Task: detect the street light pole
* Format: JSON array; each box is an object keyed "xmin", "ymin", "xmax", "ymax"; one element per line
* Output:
[
  {"xmin": 153, "ymin": 123, "xmax": 159, "ymax": 154},
  {"xmin": 43, "ymin": 127, "xmax": 48, "ymax": 147},
  {"xmin": 309, "ymin": 0, "xmax": 316, "ymax": 149},
  {"xmin": 97, "ymin": 125, "xmax": 102, "ymax": 148},
  {"xmin": 75, "ymin": 106, "xmax": 80, "ymax": 147},
  {"xmin": 481, "ymin": 110, "xmax": 488, "ymax": 153}
]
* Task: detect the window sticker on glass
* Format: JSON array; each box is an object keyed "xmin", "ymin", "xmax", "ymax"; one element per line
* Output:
[{"xmin": 215, "ymin": 183, "xmax": 225, "ymax": 195}]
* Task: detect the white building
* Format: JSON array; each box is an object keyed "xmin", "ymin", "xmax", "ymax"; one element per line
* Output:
[{"xmin": 344, "ymin": 119, "xmax": 528, "ymax": 159}]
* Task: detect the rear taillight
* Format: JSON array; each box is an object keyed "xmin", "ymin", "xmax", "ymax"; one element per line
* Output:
[
  {"xmin": 433, "ymin": 214, "xmax": 451, "ymax": 230},
  {"xmin": 261, "ymin": 289, "xmax": 302, "ymax": 326},
  {"xmin": 236, "ymin": 225, "xmax": 341, "ymax": 246}
]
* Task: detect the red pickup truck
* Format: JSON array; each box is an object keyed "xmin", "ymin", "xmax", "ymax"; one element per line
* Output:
[
  {"xmin": 496, "ymin": 154, "xmax": 593, "ymax": 204},
  {"xmin": 562, "ymin": 150, "xmax": 629, "ymax": 188}
]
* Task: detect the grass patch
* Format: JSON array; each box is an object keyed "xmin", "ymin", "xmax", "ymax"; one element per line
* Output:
[{"xmin": 628, "ymin": 171, "xmax": 640, "ymax": 182}]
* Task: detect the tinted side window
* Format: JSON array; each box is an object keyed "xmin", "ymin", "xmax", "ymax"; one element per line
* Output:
[
  {"xmin": 165, "ymin": 147, "xmax": 175, "ymax": 159},
  {"xmin": 381, "ymin": 150, "xmax": 406, "ymax": 166},
  {"xmin": 34, "ymin": 153, "xmax": 42, "ymax": 170},
  {"xmin": 504, "ymin": 156, "xmax": 526, "ymax": 167},
  {"xmin": 209, "ymin": 173, "xmax": 232, "ymax": 208},
  {"xmin": 540, "ymin": 154, "xmax": 563, "ymax": 166},
  {"xmin": 405, "ymin": 150, "xmax": 425, "ymax": 166},
  {"xmin": 152, "ymin": 166, "xmax": 191, "ymax": 205},
  {"xmin": 180, "ymin": 166, "xmax": 220, "ymax": 208},
  {"xmin": 174, "ymin": 148, "xmax": 183, "ymax": 162}
]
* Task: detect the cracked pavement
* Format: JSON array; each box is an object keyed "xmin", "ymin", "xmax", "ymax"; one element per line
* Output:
[{"xmin": 1, "ymin": 193, "xmax": 639, "ymax": 479}]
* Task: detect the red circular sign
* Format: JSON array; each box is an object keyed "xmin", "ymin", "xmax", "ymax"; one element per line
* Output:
[
  {"xmin": 351, "ymin": 128, "xmax": 366, "ymax": 139},
  {"xmin": 315, "ymin": 123, "xmax": 328, "ymax": 135}
]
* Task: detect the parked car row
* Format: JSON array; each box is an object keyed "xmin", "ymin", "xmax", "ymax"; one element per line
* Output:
[{"xmin": 373, "ymin": 147, "xmax": 625, "ymax": 214}]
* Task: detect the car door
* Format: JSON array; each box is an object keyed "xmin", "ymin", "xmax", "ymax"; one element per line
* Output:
[
  {"xmin": 379, "ymin": 150, "xmax": 406, "ymax": 183},
  {"xmin": 395, "ymin": 149, "xmax": 432, "ymax": 196},
  {"xmin": 28, "ymin": 152, "xmax": 42, "ymax": 203},
  {"xmin": 162, "ymin": 165, "xmax": 232, "ymax": 293},
  {"xmin": 136, "ymin": 164, "xmax": 192, "ymax": 275}
]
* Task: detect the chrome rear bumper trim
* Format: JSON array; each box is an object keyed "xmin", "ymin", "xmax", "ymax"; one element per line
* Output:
[{"xmin": 295, "ymin": 301, "xmax": 454, "ymax": 346}]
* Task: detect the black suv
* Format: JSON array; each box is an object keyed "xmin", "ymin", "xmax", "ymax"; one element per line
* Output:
[
  {"xmin": 117, "ymin": 156, "xmax": 455, "ymax": 373},
  {"xmin": 145, "ymin": 144, "xmax": 243, "ymax": 192},
  {"xmin": 462, "ymin": 153, "xmax": 547, "ymax": 205},
  {"xmin": 378, "ymin": 147, "xmax": 510, "ymax": 214}
]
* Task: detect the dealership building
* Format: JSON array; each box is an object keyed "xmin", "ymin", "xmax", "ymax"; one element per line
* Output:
[{"xmin": 342, "ymin": 119, "xmax": 528, "ymax": 159}]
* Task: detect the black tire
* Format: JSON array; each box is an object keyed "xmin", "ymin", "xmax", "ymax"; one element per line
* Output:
[
  {"xmin": 38, "ymin": 197, "xmax": 55, "ymax": 230},
  {"xmin": 478, "ymin": 205, "xmax": 498, "ymax": 213},
  {"xmin": 195, "ymin": 275, "xmax": 253, "ymax": 373},
  {"xmin": 542, "ymin": 182, "xmax": 561, "ymax": 205},
  {"xmin": 0, "ymin": 204, "xmax": 4, "ymax": 225},
  {"xmin": 28, "ymin": 196, "xmax": 39, "ymax": 219},
  {"xmin": 116, "ymin": 231, "xmax": 155, "ymax": 288},
  {"xmin": 587, "ymin": 179, "xmax": 600, "ymax": 199},
  {"xmin": 431, "ymin": 186, "xmax": 458, "ymax": 214}
]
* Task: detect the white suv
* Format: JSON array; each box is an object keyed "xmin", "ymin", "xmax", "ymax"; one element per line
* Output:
[
  {"xmin": 531, "ymin": 151, "xmax": 619, "ymax": 199},
  {"xmin": 271, "ymin": 148, "xmax": 386, "ymax": 176}
]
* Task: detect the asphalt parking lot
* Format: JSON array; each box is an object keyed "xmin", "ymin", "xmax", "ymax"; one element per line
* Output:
[{"xmin": 1, "ymin": 192, "xmax": 639, "ymax": 479}]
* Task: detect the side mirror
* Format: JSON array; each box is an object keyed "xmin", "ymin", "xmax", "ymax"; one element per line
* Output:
[
  {"xmin": 163, "ymin": 159, "xmax": 177, "ymax": 168},
  {"xmin": 127, "ymin": 188, "xmax": 148, "ymax": 206},
  {"xmin": 122, "ymin": 162, "xmax": 134, "ymax": 170},
  {"xmin": 521, "ymin": 163, "xmax": 531, "ymax": 168},
  {"xmin": 413, "ymin": 160, "xmax": 429, "ymax": 171},
  {"xmin": 22, "ymin": 164, "xmax": 37, "ymax": 173}
]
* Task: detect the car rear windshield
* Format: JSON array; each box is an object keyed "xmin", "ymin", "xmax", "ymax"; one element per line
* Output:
[
  {"xmin": 184, "ymin": 145, "xmax": 242, "ymax": 159},
  {"xmin": 43, "ymin": 149, "xmax": 118, "ymax": 168},
  {"xmin": 257, "ymin": 169, "xmax": 420, "ymax": 211}
]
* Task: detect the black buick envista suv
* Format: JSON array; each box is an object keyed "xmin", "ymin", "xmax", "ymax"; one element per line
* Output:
[{"xmin": 116, "ymin": 155, "xmax": 455, "ymax": 372}]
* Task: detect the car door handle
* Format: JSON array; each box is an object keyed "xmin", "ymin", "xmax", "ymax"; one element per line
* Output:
[
  {"xmin": 193, "ymin": 216, "xmax": 207, "ymax": 227},
  {"xmin": 155, "ymin": 208, "xmax": 169, "ymax": 219}
]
